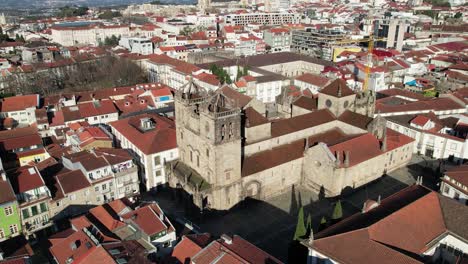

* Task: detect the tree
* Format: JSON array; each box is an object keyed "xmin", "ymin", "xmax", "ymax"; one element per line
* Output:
[
  {"xmin": 306, "ymin": 213, "xmax": 312, "ymax": 234},
  {"xmin": 331, "ymin": 200, "xmax": 343, "ymax": 222},
  {"xmin": 180, "ymin": 26, "xmax": 194, "ymax": 37},
  {"xmin": 98, "ymin": 10, "xmax": 122, "ymax": 20},
  {"xmin": 293, "ymin": 207, "xmax": 307, "ymax": 241},
  {"xmin": 103, "ymin": 35, "xmax": 120, "ymax": 46},
  {"xmin": 454, "ymin": 12, "xmax": 462, "ymax": 19},
  {"xmin": 210, "ymin": 64, "xmax": 232, "ymax": 84},
  {"xmin": 319, "ymin": 216, "xmax": 327, "ymax": 231}
]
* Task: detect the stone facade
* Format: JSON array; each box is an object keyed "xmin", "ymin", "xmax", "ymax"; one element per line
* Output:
[{"xmin": 167, "ymin": 81, "xmax": 413, "ymax": 211}]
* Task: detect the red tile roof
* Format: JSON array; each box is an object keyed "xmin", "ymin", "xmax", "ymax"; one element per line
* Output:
[
  {"xmin": 122, "ymin": 204, "xmax": 167, "ymax": 236},
  {"xmin": 89, "ymin": 205, "xmax": 125, "ymax": 232},
  {"xmin": 0, "ymin": 94, "xmax": 39, "ymax": 112},
  {"xmin": 271, "ymin": 109, "xmax": 335, "ymax": 137},
  {"xmin": 444, "ymin": 164, "xmax": 468, "ymax": 187},
  {"xmin": 171, "ymin": 235, "xmax": 204, "ymax": 264},
  {"xmin": 307, "ymin": 185, "xmax": 467, "ymax": 264},
  {"xmin": 55, "ymin": 170, "xmax": 91, "ymax": 196},
  {"xmin": 410, "ymin": 115, "xmax": 431, "ymax": 127},
  {"xmin": 110, "ymin": 113, "xmax": 177, "ymax": 155},
  {"xmin": 78, "ymin": 100, "xmax": 117, "ymax": 118},
  {"xmin": 10, "ymin": 166, "xmax": 45, "ymax": 193},
  {"xmin": 0, "ymin": 178, "xmax": 16, "ymax": 204},
  {"xmin": 114, "ymin": 95, "xmax": 155, "ymax": 115},
  {"xmin": 320, "ymin": 78, "xmax": 355, "ymax": 98},
  {"xmin": 295, "ymin": 73, "xmax": 331, "ymax": 87},
  {"xmin": 193, "ymin": 235, "xmax": 282, "ymax": 264},
  {"xmin": 49, "ymin": 228, "xmax": 115, "ymax": 264},
  {"xmin": 0, "ymin": 127, "xmax": 42, "ymax": 151}
]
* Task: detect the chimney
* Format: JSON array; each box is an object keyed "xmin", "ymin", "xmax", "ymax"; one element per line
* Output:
[
  {"xmin": 159, "ymin": 211, "xmax": 164, "ymax": 222},
  {"xmin": 380, "ymin": 138, "xmax": 387, "ymax": 152},
  {"xmin": 0, "ymin": 171, "xmax": 6, "ymax": 181},
  {"xmin": 344, "ymin": 151, "xmax": 350, "ymax": 167},
  {"xmin": 335, "ymin": 151, "xmax": 341, "ymax": 166},
  {"xmin": 221, "ymin": 234, "xmax": 232, "ymax": 244},
  {"xmin": 304, "ymin": 137, "xmax": 309, "ymax": 151}
]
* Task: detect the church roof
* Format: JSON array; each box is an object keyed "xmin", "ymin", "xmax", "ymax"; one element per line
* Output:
[{"xmin": 320, "ymin": 79, "xmax": 355, "ymax": 98}]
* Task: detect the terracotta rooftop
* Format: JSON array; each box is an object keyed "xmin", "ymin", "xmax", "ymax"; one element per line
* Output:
[
  {"xmin": 320, "ymin": 78, "xmax": 355, "ymax": 98},
  {"xmin": 0, "ymin": 127, "xmax": 42, "ymax": 151},
  {"xmin": 271, "ymin": 109, "xmax": 335, "ymax": 137},
  {"xmin": 49, "ymin": 228, "xmax": 115, "ymax": 264},
  {"xmin": 122, "ymin": 204, "xmax": 171, "ymax": 236},
  {"xmin": 0, "ymin": 94, "xmax": 39, "ymax": 112},
  {"xmin": 338, "ymin": 110, "xmax": 373, "ymax": 130},
  {"xmin": 170, "ymin": 234, "xmax": 211, "ymax": 264},
  {"xmin": 292, "ymin": 96, "xmax": 317, "ymax": 111},
  {"xmin": 444, "ymin": 164, "xmax": 468, "ymax": 187},
  {"xmin": 9, "ymin": 166, "xmax": 45, "ymax": 194},
  {"xmin": 244, "ymin": 107, "xmax": 268, "ymax": 127},
  {"xmin": 307, "ymin": 185, "xmax": 468, "ymax": 263},
  {"xmin": 55, "ymin": 170, "xmax": 91, "ymax": 196},
  {"xmin": 0, "ymin": 178, "xmax": 16, "ymax": 204},
  {"xmin": 193, "ymin": 235, "xmax": 282, "ymax": 264},
  {"xmin": 295, "ymin": 73, "xmax": 331, "ymax": 87},
  {"xmin": 109, "ymin": 113, "xmax": 177, "ymax": 155}
]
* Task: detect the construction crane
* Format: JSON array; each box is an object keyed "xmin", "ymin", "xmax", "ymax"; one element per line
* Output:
[
  {"xmin": 330, "ymin": 0, "xmax": 386, "ymax": 92},
  {"xmin": 333, "ymin": 36, "xmax": 387, "ymax": 91}
]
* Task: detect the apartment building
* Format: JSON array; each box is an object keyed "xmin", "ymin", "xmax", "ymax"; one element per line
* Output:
[
  {"xmin": 10, "ymin": 166, "xmax": 52, "ymax": 237},
  {"xmin": 440, "ymin": 165, "xmax": 468, "ymax": 205},
  {"xmin": 291, "ymin": 28, "xmax": 348, "ymax": 60},
  {"xmin": 0, "ymin": 172, "xmax": 21, "ymax": 242},
  {"xmin": 263, "ymin": 28, "xmax": 291, "ymax": 53},
  {"xmin": 110, "ymin": 113, "xmax": 178, "ymax": 191},
  {"xmin": 0, "ymin": 94, "xmax": 39, "ymax": 127},
  {"xmin": 223, "ymin": 12, "xmax": 300, "ymax": 26},
  {"xmin": 50, "ymin": 22, "xmax": 130, "ymax": 46}
]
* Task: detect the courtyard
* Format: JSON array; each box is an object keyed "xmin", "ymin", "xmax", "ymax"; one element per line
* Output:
[{"xmin": 146, "ymin": 155, "xmax": 442, "ymax": 262}]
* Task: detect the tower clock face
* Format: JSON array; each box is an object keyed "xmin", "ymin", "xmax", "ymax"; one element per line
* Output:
[{"xmin": 326, "ymin": 99, "xmax": 332, "ymax": 108}]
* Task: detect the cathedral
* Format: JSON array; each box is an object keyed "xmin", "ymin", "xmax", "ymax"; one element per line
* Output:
[{"xmin": 166, "ymin": 79, "xmax": 414, "ymax": 211}]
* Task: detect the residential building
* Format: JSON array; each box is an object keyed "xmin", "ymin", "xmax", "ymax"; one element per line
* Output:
[
  {"xmin": 65, "ymin": 126, "xmax": 113, "ymax": 151},
  {"xmin": 440, "ymin": 165, "xmax": 468, "ymax": 205},
  {"xmin": 62, "ymin": 151, "xmax": 117, "ymax": 204},
  {"xmin": 0, "ymin": 127, "xmax": 49, "ymax": 168},
  {"xmin": 119, "ymin": 37, "xmax": 154, "ymax": 55},
  {"xmin": 0, "ymin": 171, "xmax": 21, "ymax": 242},
  {"xmin": 192, "ymin": 234, "xmax": 283, "ymax": 264},
  {"xmin": 223, "ymin": 12, "xmax": 300, "ymax": 26},
  {"xmin": 49, "ymin": 169, "xmax": 93, "ymax": 219},
  {"xmin": 374, "ymin": 18, "xmax": 410, "ymax": 52},
  {"xmin": 9, "ymin": 166, "xmax": 52, "ymax": 237},
  {"xmin": 263, "ymin": 28, "xmax": 291, "ymax": 53},
  {"xmin": 110, "ymin": 113, "xmax": 178, "ymax": 191},
  {"xmin": 94, "ymin": 148, "xmax": 139, "ymax": 200},
  {"xmin": 291, "ymin": 28, "xmax": 348, "ymax": 61},
  {"xmin": 386, "ymin": 113, "xmax": 468, "ymax": 161},
  {"xmin": 50, "ymin": 22, "xmax": 130, "ymax": 46},
  {"xmin": 293, "ymin": 73, "xmax": 332, "ymax": 94},
  {"xmin": 302, "ymin": 184, "xmax": 468, "ymax": 264},
  {"xmin": 121, "ymin": 203, "xmax": 177, "ymax": 256},
  {"xmin": 0, "ymin": 94, "xmax": 39, "ymax": 127},
  {"xmin": 169, "ymin": 233, "xmax": 212, "ymax": 264}
]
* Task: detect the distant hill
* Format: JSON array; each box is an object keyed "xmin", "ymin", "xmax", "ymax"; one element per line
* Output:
[{"xmin": 0, "ymin": 0, "xmax": 196, "ymax": 9}]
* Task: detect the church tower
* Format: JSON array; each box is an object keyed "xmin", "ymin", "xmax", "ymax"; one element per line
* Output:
[
  {"xmin": 172, "ymin": 81, "xmax": 243, "ymax": 210},
  {"xmin": 317, "ymin": 79, "xmax": 356, "ymax": 117}
]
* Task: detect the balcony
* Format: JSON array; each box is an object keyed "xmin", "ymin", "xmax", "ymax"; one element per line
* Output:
[
  {"xmin": 114, "ymin": 165, "xmax": 138, "ymax": 178},
  {"xmin": 18, "ymin": 193, "xmax": 50, "ymax": 206}
]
